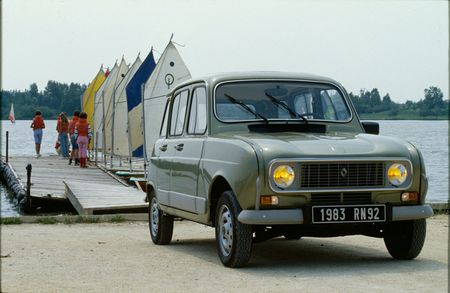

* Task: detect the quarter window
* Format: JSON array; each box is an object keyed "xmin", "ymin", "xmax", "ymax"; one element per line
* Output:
[
  {"xmin": 159, "ymin": 100, "xmax": 170, "ymax": 137},
  {"xmin": 188, "ymin": 87, "xmax": 207, "ymax": 134},
  {"xmin": 169, "ymin": 90, "xmax": 189, "ymax": 136}
]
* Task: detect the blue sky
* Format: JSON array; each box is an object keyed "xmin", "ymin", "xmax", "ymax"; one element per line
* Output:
[{"xmin": 2, "ymin": 0, "xmax": 448, "ymax": 102}]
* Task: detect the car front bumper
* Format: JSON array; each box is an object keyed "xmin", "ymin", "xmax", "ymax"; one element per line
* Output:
[{"xmin": 238, "ymin": 204, "xmax": 434, "ymax": 225}]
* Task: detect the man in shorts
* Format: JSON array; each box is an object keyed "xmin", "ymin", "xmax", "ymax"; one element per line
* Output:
[{"xmin": 31, "ymin": 110, "xmax": 45, "ymax": 158}]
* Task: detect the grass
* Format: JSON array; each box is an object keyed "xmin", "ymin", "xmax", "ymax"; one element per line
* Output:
[
  {"xmin": 110, "ymin": 215, "xmax": 126, "ymax": 223},
  {"xmin": 63, "ymin": 217, "xmax": 75, "ymax": 225},
  {"xmin": 37, "ymin": 217, "xmax": 58, "ymax": 224},
  {"xmin": 1, "ymin": 217, "xmax": 22, "ymax": 225},
  {"xmin": 75, "ymin": 216, "xmax": 100, "ymax": 223}
]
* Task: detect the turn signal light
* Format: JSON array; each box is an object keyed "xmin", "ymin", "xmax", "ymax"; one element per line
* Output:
[
  {"xmin": 260, "ymin": 195, "xmax": 279, "ymax": 206},
  {"xmin": 401, "ymin": 192, "xmax": 418, "ymax": 202}
]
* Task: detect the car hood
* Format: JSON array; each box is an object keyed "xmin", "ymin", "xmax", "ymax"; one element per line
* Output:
[{"xmin": 225, "ymin": 131, "xmax": 414, "ymax": 161}]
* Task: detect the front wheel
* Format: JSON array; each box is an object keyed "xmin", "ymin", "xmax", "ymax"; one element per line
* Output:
[
  {"xmin": 215, "ymin": 191, "xmax": 252, "ymax": 267},
  {"xmin": 148, "ymin": 192, "xmax": 173, "ymax": 245},
  {"xmin": 383, "ymin": 219, "xmax": 426, "ymax": 260}
]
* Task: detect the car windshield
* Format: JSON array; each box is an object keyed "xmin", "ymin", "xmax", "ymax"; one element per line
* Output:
[{"xmin": 215, "ymin": 81, "xmax": 351, "ymax": 122}]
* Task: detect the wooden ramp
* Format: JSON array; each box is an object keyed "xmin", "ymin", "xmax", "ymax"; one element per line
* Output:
[
  {"xmin": 7, "ymin": 155, "xmax": 147, "ymax": 214},
  {"xmin": 64, "ymin": 180, "xmax": 147, "ymax": 215}
]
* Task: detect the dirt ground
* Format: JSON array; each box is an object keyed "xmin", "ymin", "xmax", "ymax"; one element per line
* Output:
[{"xmin": 1, "ymin": 215, "xmax": 448, "ymax": 292}]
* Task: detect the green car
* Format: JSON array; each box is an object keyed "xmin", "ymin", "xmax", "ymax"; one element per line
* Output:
[{"xmin": 147, "ymin": 72, "xmax": 433, "ymax": 267}]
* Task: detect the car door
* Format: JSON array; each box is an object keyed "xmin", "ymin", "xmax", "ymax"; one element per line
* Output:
[
  {"xmin": 170, "ymin": 85, "xmax": 208, "ymax": 214},
  {"xmin": 153, "ymin": 90, "xmax": 188, "ymax": 205}
]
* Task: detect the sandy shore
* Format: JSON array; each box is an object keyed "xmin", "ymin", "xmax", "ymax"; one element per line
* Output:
[{"xmin": 1, "ymin": 215, "xmax": 448, "ymax": 292}]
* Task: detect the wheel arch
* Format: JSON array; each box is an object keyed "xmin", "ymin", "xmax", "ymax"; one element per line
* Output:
[
  {"xmin": 209, "ymin": 175, "xmax": 234, "ymax": 227},
  {"xmin": 146, "ymin": 182, "xmax": 156, "ymax": 202}
]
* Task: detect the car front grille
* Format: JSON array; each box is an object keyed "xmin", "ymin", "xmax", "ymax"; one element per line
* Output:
[
  {"xmin": 310, "ymin": 193, "xmax": 372, "ymax": 205},
  {"xmin": 300, "ymin": 162, "xmax": 385, "ymax": 189}
]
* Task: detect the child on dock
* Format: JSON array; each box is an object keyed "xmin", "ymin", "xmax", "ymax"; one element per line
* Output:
[
  {"xmin": 30, "ymin": 110, "xmax": 45, "ymax": 158},
  {"xmin": 68, "ymin": 111, "xmax": 80, "ymax": 165},
  {"xmin": 74, "ymin": 112, "xmax": 91, "ymax": 168},
  {"xmin": 56, "ymin": 112, "xmax": 70, "ymax": 158}
]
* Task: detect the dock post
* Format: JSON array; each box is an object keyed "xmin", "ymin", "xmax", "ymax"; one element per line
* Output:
[
  {"xmin": 26, "ymin": 164, "xmax": 32, "ymax": 209},
  {"xmin": 6, "ymin": 131, "xmax": 9, "ymax": 163},
  {"xmin": 95, "ymin": 132, "xmax": 98, "ymax": 165}
]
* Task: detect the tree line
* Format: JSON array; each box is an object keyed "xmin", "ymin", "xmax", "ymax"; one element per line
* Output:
[
  {"xmin": 1, "ymin": 81, "xmax": 86, "ymax": 120},
  {"xmin": 0, "ymin": 81, "xmax": 448, "ymax": 120},
  {"xmin": 349, "ymin": 86, "xmax": 448, "ymax": 119}
]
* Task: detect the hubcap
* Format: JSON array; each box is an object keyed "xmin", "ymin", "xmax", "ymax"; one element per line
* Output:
[
  {"xmin": 150, "ymin": 198, "xmax": 159, "ymax": 236},
  {"xmin": 218, "ymin": 204, "xmax": 233, "ymax": 256}
]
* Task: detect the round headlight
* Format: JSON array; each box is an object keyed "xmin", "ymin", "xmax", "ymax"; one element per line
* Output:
[
  {"xmin": 273, "ymin": 165, "xmax": 295, "ymax": 189},
  {"xmin": 387, "ymin": 163, "xmax": 408, "ymax": 186}
]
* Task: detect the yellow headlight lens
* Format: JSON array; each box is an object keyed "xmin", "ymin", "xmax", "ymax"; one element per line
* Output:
[
  {"xmin": 273, "ymin": 165, "xmax": 295, "ymax": 189},
  {"xmin": 387, "ymin": 163, "xmax": 408, "ymax": 186}
]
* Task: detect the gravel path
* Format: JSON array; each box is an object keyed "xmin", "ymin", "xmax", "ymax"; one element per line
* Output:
[{"xmin": 1, "ymin": 215, "xmax": 448, "ymax": 292}]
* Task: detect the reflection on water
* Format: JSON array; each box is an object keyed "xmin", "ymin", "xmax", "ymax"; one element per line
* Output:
[{"xmin": 0, "ymin": 120, "xmax": 448, "ymax": 216}]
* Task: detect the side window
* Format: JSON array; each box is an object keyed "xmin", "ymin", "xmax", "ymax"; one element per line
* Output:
[
  {"xmin": 188, "ymin": 87, "xmax": 207, "ymax": 134},
  {"xmin": 169, "ymin": 90, "xmax": 189, "ymax": 136},
  {"xmin": 159, "ymin": 100, "xmax": 170, "ymax": 137}
]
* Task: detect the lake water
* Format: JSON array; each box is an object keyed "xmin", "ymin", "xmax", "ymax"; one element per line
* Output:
[{"xmin": 1, "ymin": 120, "xmax": 448, "ymax": 217}]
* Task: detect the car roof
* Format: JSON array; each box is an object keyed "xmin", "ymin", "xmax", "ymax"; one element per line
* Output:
[{"xmin": 173, "ymin": 71, "xmax": 342, "ymax": 91}]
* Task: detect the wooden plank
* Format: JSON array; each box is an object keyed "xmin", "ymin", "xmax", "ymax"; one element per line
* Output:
[
  {"xmin": 64, "ymin": 181, "xmax": 88, "ymax": 215},
  {"xmin": 7, "ymin": 155, "xmax": 148, "ymax": 214},
  {"xmin": 64, "ymin": 179, "xmax": 146, "ymax": 214}
]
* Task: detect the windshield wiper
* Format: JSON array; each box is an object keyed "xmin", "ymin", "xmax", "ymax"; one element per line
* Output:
[
  {"xmin": 224, "ymin": 93, "xmax": 268, "ymax": 123},
  {"xmin": 265, "ymin": 93, "xmax": 308, "ymax": 124}
]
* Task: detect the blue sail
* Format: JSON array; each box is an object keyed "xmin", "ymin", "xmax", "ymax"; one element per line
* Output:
[{"xmin": 126, "ymin": 50, "xmax": 157, "ymax": 157}]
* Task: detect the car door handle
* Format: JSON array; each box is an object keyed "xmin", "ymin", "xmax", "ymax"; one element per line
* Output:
[
  {"xmin": 159, "ymin": 144, "xmax": 168, "ymax": 151},
  {"xmin": 174, "ymin": 143, "xmax": 184, "ymax": 151}
]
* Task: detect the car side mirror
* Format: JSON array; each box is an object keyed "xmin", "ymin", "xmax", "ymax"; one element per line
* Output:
[{"xmin": 362, "ymin": 121, "xmax": 379, "ymax": 135}]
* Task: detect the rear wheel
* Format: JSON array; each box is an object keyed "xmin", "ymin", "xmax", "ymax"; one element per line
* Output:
[
  {"xmin": 384, "ymin": 219, "xmax": 426, "ymax": 260},
  {"xmin": 148, "ymin": 191, "xmax": 173, "ymax": 245},
  {"xmin": 215, "ymin": 191, "xmax": 252, "ymax": 267}
]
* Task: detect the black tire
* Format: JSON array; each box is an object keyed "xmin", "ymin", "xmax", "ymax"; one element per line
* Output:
[
  {"xmin": 148, "ymin": 191, "xmax": 173, "ymax": 245},
  {"xmin": 215, "ymin": 191, "xmax": 252, "ymax": 268},
  {"xmin": 384, "ymin": 219, "xmax": 426, "ymax": 260}
]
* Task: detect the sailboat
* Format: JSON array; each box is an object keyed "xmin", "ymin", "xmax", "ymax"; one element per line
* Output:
[
  {"xmin": 8, "ymin": 104, "xmax": 15, "ymax": 123},
  {"xmin": 111, "ymin": 55, "xmax": 142, "ymax": 159},
  {"xmin": 126, "ymin": 49, "xmax": 157, "ymax": 158},
  {"xmin": 81, "ymin": 65, "xmax": 106, "ymax": 149},
  {"xmin": 142, "ymin": 40, "xmax": 191, "ymax": 162}
]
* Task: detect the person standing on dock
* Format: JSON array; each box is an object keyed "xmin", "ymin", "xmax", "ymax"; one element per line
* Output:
[
  {"xmin": 68, "ymin": 111, "xmax": 80, "ymax": 165},
  {"xmin": 57, "ymin": 112, "xmax": 70, "ymax": 158},
  {"xmin": 74, "ymin": 112, "xmax": 91, "ymax": 168},
  {"xmin": 30, "ymin": 110, "xmax": 45, "ymax": 158}
]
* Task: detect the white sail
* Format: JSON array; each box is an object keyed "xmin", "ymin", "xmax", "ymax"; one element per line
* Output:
[
  {"xmin": 142, "ymin": 41, "xmax": 191, "ymax": 160},
  {"xmin": 103, "ymin": 58, "xmax": 129, "ymax": 154},
  {"xmin": 112, "ymin": 56, "xmax": 142, "ymax": 157},
  {"xmin": 8, "ymin": 104, "xmax": 15, "ymax": 123},
  {"xmin": 94, "ymin": 63, "xmax": 118, "ymax": 150}
]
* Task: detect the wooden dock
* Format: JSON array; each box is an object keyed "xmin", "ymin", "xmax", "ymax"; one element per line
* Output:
[{"xmin": 6, "ymin": 155, "xmax": 148, "ymax": 214}]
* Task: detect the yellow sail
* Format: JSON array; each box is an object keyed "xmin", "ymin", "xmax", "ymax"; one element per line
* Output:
[{"xmin": 82, "ymin": 67, "xmax": 106, "ymax": 149}]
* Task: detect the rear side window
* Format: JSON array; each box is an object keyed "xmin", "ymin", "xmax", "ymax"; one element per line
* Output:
[
  {"xmin": 188, "ymin": 87, "xmax": 207, "ymax": 135},
  {"xmin": 159, "ymin": 100, "xmax": 170, "ymax": 137},
  {"xmin": 169, "ymin": 90, "xmax": 189, "ymax": 136}
]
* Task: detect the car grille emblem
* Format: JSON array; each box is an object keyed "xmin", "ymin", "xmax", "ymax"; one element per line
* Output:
[{"xmin": 340, "ymin": 168, "xmax": 348, "ymax": 178}]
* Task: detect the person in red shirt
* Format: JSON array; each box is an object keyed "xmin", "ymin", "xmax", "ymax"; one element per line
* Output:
[
  {"xmin": 30, "ymin": 110, "xmax": 45, "ymax": 158},
  {"xmin": 74, "ymin": 112, "xmax": 91, "ymax": 168},
  {"xmin": 56, "ymin": 112, "xmax": 70, "ymax": 158},
  {"xmin": 68, "ymin": 111, "xmax": 80, "ymax": 165}
]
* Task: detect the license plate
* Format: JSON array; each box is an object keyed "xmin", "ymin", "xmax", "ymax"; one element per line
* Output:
[{"xmin": 312, "ymin": 205, "xmax": 386, "ymax": 224}]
